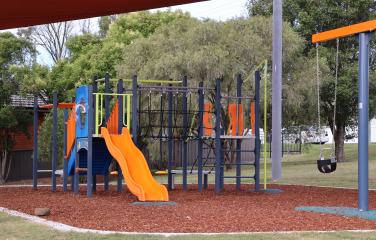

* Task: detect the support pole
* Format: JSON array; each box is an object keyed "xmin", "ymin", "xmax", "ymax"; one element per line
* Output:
[
  {"xmin": 272, "ymin": 0, "xmax": 283, "ymax": 180},
  {"xmin": 87, "ymin": 86, "xmax": 93, "ymax": 198},
  {"xmin": 132, "ymin": 75, "xmax": 138, "ymax": 145},
  {"xmin": 182, "ymin": 76, "xmax": 188, "ymax": 191},
  {"xmin": 63, "ymin": 108, "xmax": 68, "ymax": 192},
  {"xmin": 168, "ymin": 84, "xmax": 173, "ymax": 190},
  {"xmin": 117, "ymin": 79, "xmax": 123, "ymax": 192},
  {"xmin": 74, "ymin": 149, "xmax": 79, "ymax": 194},
  {"xmin": 33, "ymin": 96, "xmax": 38, "ymax": 190},
  {"xmin": 51, "ymin": 92, "xmax": 58, "ymax": 192},
  {"xmin": 104, "ymin": 73, "xmax": 110, "ymax": 192},
  {"xmin": 254, "ymin": 71, "xmax": 261, "ymax": 192},
  {"xmin": 214, "ymin": 79, "xmax": 222, "ymax": 193},
  {"xmin": 197, "ymin": 82, "xmax": 204, "ymax": 192},
  {"xmin": 236, "ymin": 74, "xmax": 242, "ymax": 191},
  {"xmin": 358, "ymin": 32, "xmax": 370, "ymax": 211}
]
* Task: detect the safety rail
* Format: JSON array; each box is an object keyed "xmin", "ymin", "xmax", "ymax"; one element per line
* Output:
[{"xmin": 94, "ymin": 93, "xmax": 132, "ymax": 136}]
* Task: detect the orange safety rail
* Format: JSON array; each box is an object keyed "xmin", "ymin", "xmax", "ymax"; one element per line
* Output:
[
  {"xmin": 40, "ymin": 103, "xmax": 76, "ymax": 109},
  {"xmin": 65, "ymin": 106, "xmax": 76, "ymax": 159},
  {"xmin": 228, "ymin": 104, "xmax": 244, "ymax": 136},
  {"xmin": 312, "ymin": 20, "xmax": 376, "ymax": 44},
  {"xmin": 106, "ymin": 100, "xmax": 119, "ymax": 135},
  {"xmin": 203, "ymin": 103, "xmax": 214, "ymax": 136},
  {"xmin": 250, "ymin": 102, "xmax": 255, "ymax": 135}
]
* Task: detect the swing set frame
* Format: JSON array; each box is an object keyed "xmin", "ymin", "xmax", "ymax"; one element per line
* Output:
[{"xmin": 312, "ymin": 20, "xmax": 375, "ymax": 211}]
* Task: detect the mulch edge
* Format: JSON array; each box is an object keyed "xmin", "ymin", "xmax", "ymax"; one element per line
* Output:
[{"xmin": 2, "ymin": 207, "xmax": 376, "ymax": 236}]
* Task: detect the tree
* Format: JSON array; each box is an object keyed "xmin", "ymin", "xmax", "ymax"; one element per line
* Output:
[
  {"xmin": 115, "ymin": 16, "xmax": 308, "ymax": 166},
  {"xmin": 98, "ymin": 15, "xmax": 118, "ymax": 38},
  {"xmin": 0, "ymin": 32, "xmax": 35, "ymax": 184},
  {"xmin": 18, "ymin": 22, "xmax": 73, "ymax": 63},
  {"xmin": 48, "ymin": 10, "xmax": 191, "ymax": 92},
  {"xmin": 248, "ymin": 0, "xmax": 376, "ymax": 161}
]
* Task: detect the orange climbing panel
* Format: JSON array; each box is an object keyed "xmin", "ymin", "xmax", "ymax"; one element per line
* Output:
[
  {"xmin": 250, "ymin": 102, "xmax": 255, "ymax": 135},
  {"xmin": 228, "ymin": 104, "xmax": 244, "ymax": 136},
  {"xmin": 203, "ymin": 103, "xmax": 214, "ymax": 136},
  {"xmin": 65, "ymin": 107, "xmax": 76, "ymax": 160},
  {"xmin": 107, "ymin": 100, "xmax": 120, "ymax": 134}
]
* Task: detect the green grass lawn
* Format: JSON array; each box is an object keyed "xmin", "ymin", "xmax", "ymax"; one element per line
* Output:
[
  {"xmin": 1, "ymin": 211, "xmax": 376, "ymax": 240},
  {"xmin": 156, "ymin": 144, "xmax": 376, "ymax": 189},
  {"xmin": 1, "ymin": 144, "xmax": 376, "ymax": 240}
]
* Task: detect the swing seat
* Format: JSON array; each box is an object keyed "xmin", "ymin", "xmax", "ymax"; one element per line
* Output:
[{"xmin": 317, "ymin": 158, "xmax": 337, "ymax": 173}]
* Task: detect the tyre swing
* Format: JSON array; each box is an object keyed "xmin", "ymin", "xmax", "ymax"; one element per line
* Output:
[{"xmin": 315, "ymin": 39, "xmax": 340, "ymax": 174}]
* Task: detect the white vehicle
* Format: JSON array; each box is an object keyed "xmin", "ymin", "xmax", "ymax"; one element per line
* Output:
[
  {"xmin": 283, "ymin": 126, "xmax": 329, "ymax": 144},
  {"xmin": 300, "ymin": 126, "xmax": 329, "ymax": 144}
]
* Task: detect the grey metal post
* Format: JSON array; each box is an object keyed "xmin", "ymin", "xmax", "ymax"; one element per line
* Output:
[
  {"xmin": 33, "ymin": 96, "xmax": 38, "ymax": 190},
  {"xmin": 236, "ymin": 74, "xmax": 242, "ymax": 190},
  {"xmin": 117, "ymin": 79, "xmax": 123, "ymax": 192},
  {"xmin": 215, "ymin": 79, "xmax": 222, "ymax": 193},
  {"xmin": 272, "ymin": 0, "xmax": 283, "ymax": 180},
  {"xmin": 358, "ymin": 32, "xmax": 370, "ymax": 211},
  {"xmin": 182, "ymin": 76, "xmax": 188, "ymax": 191},
  {"xmin": 51, "ymin": 92, "xmax": 58, "ymax": 192},
  {"xmin": 168, "ymin": 84, "xmax": 173, "ymax": 190},
  {"xmin": 254, "ymin": 71, "xmax": 261, "ymax": 192},
  {"xmin": 198, "ymin": 82, "xmax": 204, "ymax": 192},
  {"xmin": 63, "ymin": 108, "xmax": 68, "ymax": 192},
  {"xmin": 132, "ymin": 75, "xmax": 138, "ymax": 145},
  {"xmin": 87, "ymin": 86, "xmax": 93, "ymax": 197}
]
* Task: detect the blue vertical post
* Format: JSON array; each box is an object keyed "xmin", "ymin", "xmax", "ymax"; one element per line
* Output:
[
  {"xmin": 92, "ymin": 76, "xmax": 98, "ymax": 192},
  {"xmin": 254, "ymin": 71, "xmax": 261, "ymax": 192},
  {"xmin": 117, "ymin": 79, "xmax": 123, "ymax": 192},
  {"xmin": 63, "ymin": 108, "xmax": 68, "ymax": 192},
  {"xmin": 51, "ymin": 92, "xmax": 58, "ymax": 192},
  {"xmin": 159, "ymin": 94, "xmax": 164, "ymax": 171},
  {"xmin": 33, "ymin": 96, "xmax": 38, "ymax": 190},
  {"xmin": 214, "ymin": 79, "xmax": 222, "ymax": 193},
  {"xmin": 168, "ymin": 84, "xmax": 173, "ymax": 190},
  {"xmin": 358, "ymin": 32, "xmax": 370, "ymax": 211},
  {"xmin": 236, "ymin": 74, "xmax": 242, "ymax": 191},
  {"xmin": 198, "ymin": 82, "xmax": 204, "ymax": 192},
  {"xmin": 182, "ymin": 76, "xmax": 188, "ymax": 191},
  {"xmin": 103, "ymin": 73, "xmax": 110, "ymax": 191},
  {"xmin": 132, "ymin": 75, "xmax": 138, "ymax": 145},
  {"xmin": 87, "ymin": 86, "xmax": 93, "ymax": 198},
  {"xmin": 74, "ymin": 150, "xmax": 79, "ymax": 194}
]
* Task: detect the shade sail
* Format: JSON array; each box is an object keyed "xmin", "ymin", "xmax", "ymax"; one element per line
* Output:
[{"xmin": 0, "ymin": 0, "xmax": 206, "ymax": 30}]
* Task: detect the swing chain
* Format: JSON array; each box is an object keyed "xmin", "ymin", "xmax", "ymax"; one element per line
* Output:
[
  {"xmin": 316, "ymin": 43, "xmax": 323, "ymax": 160},
  {"xmin": 331, "ymin": 38, "xmax": 339, "ymax": 159}
]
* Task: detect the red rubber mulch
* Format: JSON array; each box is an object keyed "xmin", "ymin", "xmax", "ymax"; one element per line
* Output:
[{"xmin": 1, "ymin": 184, "xmax": 376, "ymax": 233}]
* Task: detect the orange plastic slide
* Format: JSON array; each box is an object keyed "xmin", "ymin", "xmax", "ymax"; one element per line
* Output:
[{"xmin": 101, "ymin": 127, "xmax": 169, "ymax": 202}]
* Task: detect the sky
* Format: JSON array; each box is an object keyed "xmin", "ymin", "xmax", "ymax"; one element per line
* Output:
[
  {"xmin": 3, "ymin": 0, "xmax": 249, "ymax": 65},
  {"xmin": 155, "ymin": 0, "xmax": 249, "ymax": 21}
]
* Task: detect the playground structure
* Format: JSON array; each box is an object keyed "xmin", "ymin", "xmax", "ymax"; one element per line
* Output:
[{"xmin": 32, "ymin": 71, "xmax": 262, "ymax": 201}]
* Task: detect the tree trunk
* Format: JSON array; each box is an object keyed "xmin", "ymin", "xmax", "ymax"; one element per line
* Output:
[{"xmin": 334, "ymin": 121, "xmax": 345, "ymax": 162}]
